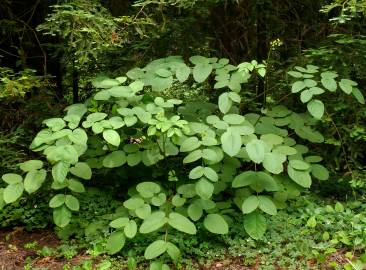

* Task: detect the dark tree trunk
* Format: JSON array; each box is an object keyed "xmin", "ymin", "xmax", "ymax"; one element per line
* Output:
[{"xmin": 72, "ymin": 60, "xmax": 79, "ymax": 103}]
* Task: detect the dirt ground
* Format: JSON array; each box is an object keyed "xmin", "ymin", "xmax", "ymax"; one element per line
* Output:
[
  {"xmin": 0, "ymin": 228, "xmax": 350, "ymax": 270},
  {"xmin": 0, "ymin": 228, "xmax": 91, "ymax": 270}
]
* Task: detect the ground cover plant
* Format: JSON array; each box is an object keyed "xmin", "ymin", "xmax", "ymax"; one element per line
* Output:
[
  {"xmin": 1, "ymin": 193, "xmax": 366, "ymax": 269},
  {"xmin": 1, "ymin": 54, "xmax": 364, "ymax": 269}
]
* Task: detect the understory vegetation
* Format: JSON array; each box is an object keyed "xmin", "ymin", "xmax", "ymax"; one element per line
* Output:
[{"xmin": 1, "ymin": 0, "xmax": 366, "ymax": 269}]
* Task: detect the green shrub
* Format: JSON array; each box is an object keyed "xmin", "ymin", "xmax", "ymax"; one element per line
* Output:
[
  {"xmin": 0, "ymin": 55, "xmax": 363, "ymax": 268},
  {"xmin": 0, "ymin": 67, "xmax": 47, "ymax": 100}
]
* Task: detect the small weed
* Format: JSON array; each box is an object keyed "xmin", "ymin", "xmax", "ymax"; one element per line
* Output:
[{"xmin": 24, "ymin": 240, "xmax": 38, "ymax": 250}]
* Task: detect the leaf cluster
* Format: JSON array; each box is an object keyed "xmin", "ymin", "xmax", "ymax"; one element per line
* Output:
[{"xmin": 1, "ymin": 55, "xmax": 362, "ymax": 268}]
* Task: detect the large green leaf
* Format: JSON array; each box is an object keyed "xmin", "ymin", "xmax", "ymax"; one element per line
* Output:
[
  {"xmin": 241, "ymin": 195, "xmax": 259, "ymax": 214},
  {"xmin": 339, "ymin": 79, "xmax": 354, "ymax": 94},
  {"xmin": 52, "ymin": 161, "xmax": 70, "ymax": 183},
  {"xmin": 223, "ymin": 114, "xmax": 245, "ymax": 125},
  {"xmin": 258, "ymin": 196, "xmax": 277, "ymax": 215},
  {"xmin": 30, "ymin": 129, "xmax": 53, "ymax": 149},
  {"xmin": 103, "ymin": 129, "xmax": 121, "ymax": 147},
  {"xmin": 124, "ymin": 115, "xmax": 138, "ymax": 126},
  {"xmin": 190, "ymin": 55, "xmax": 210, "ymax": 65},
  {"xmin": 171, "ymin": 195, "xmax": 186, "ymax": 207},
  {"xmin": 193, "ymin": 63, "xmax": 212, "ymax": 83},
  {"xmin": 203, "ymin": 167, "xmax": 218, "ymax": 182},
  {"xmin": 168, "ymin": 212, "xmax": 197, "ymax": 235},
  {"xmin": 187, "ymin": 203, "xmax": 203, "ymax": 221},
  {"xmin": 263, "ymin": 153, "xmax": 285, "ymax": 174},
  {"xmin": 218, "ymin": 93, "xmax": 232, "ymax": 114},
  {"xmin": 195, "ymin": 178, "xmax": 214, "ymax": 200},
  {"xmin": 156, "ymin": 68, "xmax": 172, "ymax": 78},
  {"xmin": 260, "ymin": 134, "xmax": 284, "ymax": 147},
  {"xmin": 86, "ymin": 112, "xmax": 108, "ymax": 122},
  {"xmin": 202, "ymin": 148, "xmax": 220, "ymax": 162},
  {"xmin": 300, "ymin": 89, "xmax": 313, "ymax": 103},
  {"xmin": 291, "ymin": 81, "xmax": 306, "ymax": 93},
  {"xmin": 166, "ymin": 242, "xmax": 181, "ymax": 262},
  {"xmin": 352, "ymin": 88, "xmax": 365, "ymax": 104},
  {"xmin": 203, "ymin": 214, "xmax": 229, "ymax": 234},
  {"xmin": 94, "ymin": 78, "xmax": 120, "ymax": 89},
  {"xmin": 53, "ymin": 206, "xmax": 71, "ymax": 227},
  {"xmin": 307, "ymin": 99, "xmax": 324, "ymax": 119},
  {"xmin": 256, "ymin": 172, "xmax": 279, "ymax": 192},
  {"xmin": 142, "ymin": 149, "xmax": 162, "ymax": 166},
  {"xmin": 176, "ymin": 65, "xmax": 191, "ymax": 82},
  {"xmin": 24, "ymin": 169, "xmax": 47, "ymax": 194},
  {"xmin": 183, "ymin": 149, "xmax": 202, "ymax": 163},
  {"xmin": 127, "ymin": 152, "xmax": 142, "ymax": 166},
  {"xmin": 70, "ymin": 162, "xmax": 92, "ymax": 180},
  {"xmin": 220, "ymin": 129, "xmax": 242, "ymax": 157},
  {"xmin": 180, "ymin": 137, "xmax": 201, "ymax": 152},
  {"xmin": 289, "ymin": 160, "xmax": 310, "ymax": 170},
  {"xmin": 287, "ymin": 166, "xmax": 312, "ymax": 188},
  {"xmin": 106, "ymin": 231, "xmax": 125, "ymax": 255},
  {"xmin": 68, "ymin": 179, "xmax": 85, "ymax": 193},
  {"xmin": 246, "ymin": 139, "xmax": 266, "ymax": 163},
  {"xmin": 140, "ymin": 211, "xmax": 168, "ymax": 234},
  {"xmin": 49, "ymin": 194, "xmax": 66, "ymax": 208},
  {"xmin": 2, "ymin": 173, "xmax": 22, "ymax": 185},
  {"xmin": 244, "ymin": 211, "xmax": 267, "ymax": 239},
  {"xmin": 144, "ymin": 240, "xmax": 167, "ymax": 260},
  {"xmin": 109, "ymin": 116, "xmax": 125, "ymax": 129},
  {"xmin": 65, "ymin": 194, "xmax": 80, "ymax": 211},
  {"xmin": 3, "ymin": 182, "xmax": 24, "ymax": 203},
  {"xmin": 189, "ymin": 166, "xmax": 204, "ymax": 179},
  {"xmin": 103, "ymin": 151, "xmax": 126, "ymax": 168},
  {"xmin": 124, "ymin": 220, "xmax": 137, "ymax": 238},
  {"xmin": 232, "ymin": 171, "xmax": 256, "ymax": 188},
  {"xmin": 110, "ymin": 217, "xmax": 129, "ymax": 229},
  {"xmin": 136, "ymin": 204, "xmax": 152, "ymax": 219},
  {"xmin": 43, "ymin": 118, "xmax": 66, "ymax": 131},
  {"xmin": 19, "ymin": 160, "xmax": 43, "ymax": 172},
  {"xmin": 69, "ymin": 128, "xmax": 88, "ymax": 145},
  {"xmin": 273, "ymin": 145, "xmax": 297, "ymax": 156},
  {"xmin": 151, "ymin": 193, "xmax": 166, "ymax": 207},
  {"xmin": 303, "ymin": 79, "xmax": 317, "ymax": 88},
  {"xmin": 321, "ymin": 78, "xmax": 337, "ymax": 92},
  {"xmin": 64, "ymin": 114, "xmax": 81, "ymax": 129},
  {"xmin": 136, "ymin": 182, "xmax": 161, "ymax": 198},
  {"xmin": 311, "ymin": 164, "xmax": 329, "ymax": 180},
  {"xmin": 123, "ymin": 197, "xmax": 145, "ymax": 210}
]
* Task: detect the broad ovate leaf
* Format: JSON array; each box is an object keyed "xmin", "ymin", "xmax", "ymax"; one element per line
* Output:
[
  {"xmin": 3, "ymin": 182, "xmax": 24, "ymax": 203},
  {"xmin": 307, "ymin": 99, "xmax": 324, "ymax": 119},
  {"xmin": 203, "ymin": 214, "xmax": 229, "ymax": 234},
  {"xmin": 287, "ymin": 166, "xmax": 312, "ymax": 188},
  {"xmin": 242, "ymin": 195, "xmax": 259, "ymax": 214},
  {"xmin": 144, "ymin": 240, "xmax": 167, "ymax": 260},
  {"xmin": 103, "ymin": 129, "xmax": 121, "ymax": 147},
  {"xmin": 140, "ymin": 211, "xmax": 167, "ymax": 234},
  {"xmin": 106, "ymin": 231, "xmax": 125, "ymax": 255},
  {"xmin": 218, "ymin": 93, "xmax": 232, "ymax": 114},
  {"xmin": 24, "ymin": 169, "xmax": 47, "ymax": 194},
  {"xmin": 19, "ymin": 160, "xmax": 43, "ymax": 172},
  {"xmin": 246, "ymin": 139, "xmax": 266, "ymax": 163},
  {"xmin": 70, "ymin": 162, "xmax": 92, "ymax": 180},
  {"xmin": 193, "ymin": 63, "xmax": 212, "ymax": 83},
  {"xmin": 244, "ymin": 211, "xmax": 267, "ymax": 239},
  {"xmin": 221, "ymin": 129, "xmax": 242, "ymax": 157},
  {"xmin": 168, "ymin": 212, "xmax": 197, "ymax": 235},
  {"xmin": 53, "ymin": 206, "xmax": 71, "ymax": 227}
]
